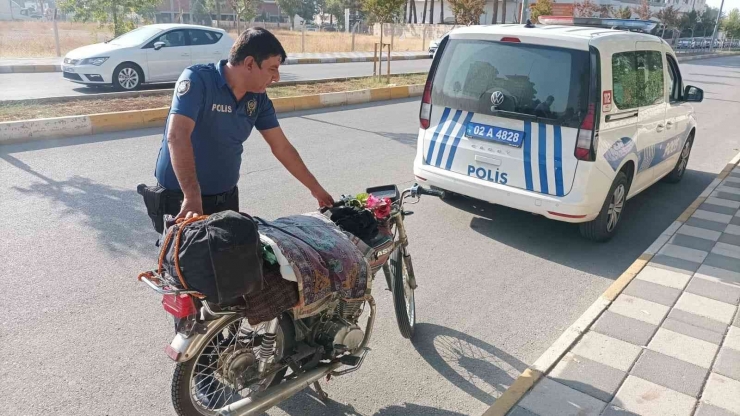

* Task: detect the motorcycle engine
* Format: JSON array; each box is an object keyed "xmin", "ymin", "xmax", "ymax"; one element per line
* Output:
[{"xmin": 314, "ymin": 318, "xmax": 365, "ymax": 354}]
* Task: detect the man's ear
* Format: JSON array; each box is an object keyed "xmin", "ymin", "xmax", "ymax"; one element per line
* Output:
[{"xmin": 243, "ymin": 56, "xmax": 256, "ymax": 71}]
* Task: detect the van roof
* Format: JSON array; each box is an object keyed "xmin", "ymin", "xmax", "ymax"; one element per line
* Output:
[{"xmin": 447, "ymin": 24, "xmax": 664, "ymax": 51}]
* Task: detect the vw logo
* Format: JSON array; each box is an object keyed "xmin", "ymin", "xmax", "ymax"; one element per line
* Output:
[{"xmin": 491, "ymin": 91, "xmax": 505, "ymax": 107}]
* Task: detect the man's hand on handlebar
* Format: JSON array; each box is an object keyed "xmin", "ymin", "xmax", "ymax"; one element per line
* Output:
[{"xmin": 312, "ymin": 187, "xmax": 335, "ymax": 208}]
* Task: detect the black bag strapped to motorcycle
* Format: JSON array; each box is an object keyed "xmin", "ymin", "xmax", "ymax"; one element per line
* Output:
[{"xmin": 158, "ymin": 210, "xmax": 264, "ymax": 304}]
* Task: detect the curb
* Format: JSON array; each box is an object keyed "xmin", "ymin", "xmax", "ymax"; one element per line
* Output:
[
  {"xmin": 482, "ymin": 149, "xmax": 740, "ymax": 416},
  {"xmin": 1, "ymin": 72, "xmax": 429, "ymax": 106},
  {"xmin": 0, "ymin": 54, "xmax": 430, "ymax": 74},
  {"xmin": 0, "ymin": 84, "xmax": 424, "ymax": 144}
]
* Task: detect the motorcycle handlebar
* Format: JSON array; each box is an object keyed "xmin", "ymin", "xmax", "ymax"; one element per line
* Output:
[{"xmin": 415, "ymin": 186, "xmax": 445, "ymax": 198}]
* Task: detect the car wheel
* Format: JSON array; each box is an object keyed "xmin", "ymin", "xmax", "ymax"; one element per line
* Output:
[
  {"xmin": 663, "ymin": 136, "xmax": 693, "ymax": 184},
  {"xmin": 579, "ymin": 171, "xmax": 629, "ymax": 242},
  {"xmin": 113, "ymin": 63, "xmax": 143, "ymax": 91}
]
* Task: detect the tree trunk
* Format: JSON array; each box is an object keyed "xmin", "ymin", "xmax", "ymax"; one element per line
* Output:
[
  {"xmin": 501, "ymin": 0, "xmax": 507, "ymax": 23},
  {"xmin": 429, "ymin": 0, "xmax": 434, "ymax": 24},
  {"xmin": 493, "ymin": 0, "xmax": 499, "ymax": 24},
  {"xmin": 413, "ymin": 1, "xmax": 417, "ymax": 23},
  {"xmin": 422, "ymin": 0, "xmax": 428, "ymax": 23},
  {"xmin": 440, "ymin": 0, "xmax": 444, "ymax": 23},
  {"xmin": 216, "ymin": 0, "xmax": 221, "ymax": 28}
]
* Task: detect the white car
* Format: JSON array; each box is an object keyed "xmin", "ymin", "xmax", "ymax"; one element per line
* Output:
[
  {"xmin": 62, "ymin": 24, "xmax": 234, "ymax": 91},
  {"xmin": 414, "ymin": 17, "xmax": 704, "ymax": 241}
]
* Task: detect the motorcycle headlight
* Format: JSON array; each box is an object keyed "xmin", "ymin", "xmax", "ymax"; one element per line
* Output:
[{"xmin": 81, "ymin": 57, "xmax": 109, "ymax": 66}]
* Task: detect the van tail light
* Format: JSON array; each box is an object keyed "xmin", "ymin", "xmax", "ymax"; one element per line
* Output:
[
  {"xmin": 420, "ymin": 79, "xmax": 433, "ymax": 130},
  {"xmin": 500, "ymin": 37, "xmax": 521, "ymax": 43},
  {"xmin": 576, "ymin": 47, "xmax": 601, "ymax": 162},
  {"xmin": 576, "ymin": 103, "xmax": 596, "ymax": 161},
  {"xmin": 162, "ymin": 294, "xmax": 197, "ymax": 319}
]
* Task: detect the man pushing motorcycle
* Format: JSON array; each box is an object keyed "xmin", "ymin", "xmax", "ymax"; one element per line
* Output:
[{"xmin": 147, "ymin": 27, "xmax": 333, "ymax": 226}]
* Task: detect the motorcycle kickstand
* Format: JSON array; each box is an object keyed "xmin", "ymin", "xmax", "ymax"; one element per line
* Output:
[{"xmin": 313, "ymin": 381, "xmax": 329, "ymax": 402}]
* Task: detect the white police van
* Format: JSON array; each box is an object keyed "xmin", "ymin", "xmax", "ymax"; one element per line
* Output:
[{"xmin": 414, "ymin": 17, "xmax": 704, "ymax": 241}]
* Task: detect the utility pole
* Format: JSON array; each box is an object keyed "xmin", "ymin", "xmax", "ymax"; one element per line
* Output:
[{"xmin": 709, "ymin": 0, "xmax": 725, "ymax": 52}]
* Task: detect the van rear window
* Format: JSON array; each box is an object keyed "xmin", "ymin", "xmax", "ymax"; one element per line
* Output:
[{"xmin": 431, "ymin": 39, "xmax": 591, "ymax": 128}]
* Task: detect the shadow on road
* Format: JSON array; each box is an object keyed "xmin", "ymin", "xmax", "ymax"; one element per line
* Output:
[
  {"xmin": 412, "ymin": 323, "xmax": 527, "ymax": 406},
  {"xmin": 268, "ymin": 323, "xmax": 518, "ymax": 415},
  {"xmin": 0, "ymin": 152, "xmax": 155, "ymax": 256},
  {"xmin": 444, "ymin": 169, "xmax": 716, "ymax": 280}
]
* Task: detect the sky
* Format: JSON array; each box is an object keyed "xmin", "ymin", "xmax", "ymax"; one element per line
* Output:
[{"xmin": 706, "ymin": 0, "xmax": 740, "ymax": 13}]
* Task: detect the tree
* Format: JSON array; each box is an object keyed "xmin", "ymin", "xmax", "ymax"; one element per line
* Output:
[
  {"xmin": 228, "ymin": 0, "xmax": 260, "ymax": 30},
  {"xmin": 422, "ymin": 0, "xmax": 428, "ymax": 22},
  {"xmin": 724, "ymin": 8, "xmax": 740, "ymax": 39},
  {"xmin": 679, "ymin": 9, "xmax": 699, "ymax": 37},
  {"xmin": 500, "ymin": 0, "xmax": 505, "ymax": 23},
  {"xmin": 573, "ymin": 0, "xmax": 601, "ymax": 18},
  {"xmin": 277, "ymin": 0, "xmax": 303, "ymax": 28},
  {"xmin": 363, "ymin": 0, "xmax": 405, "ymax": 61},
  {"xmin": 429, "ymin": 0, "xmax": 434, "ymax": 23},
  {"xmin": 439, "ymin": 0, "xmax": 444, "ymax": 23},
  {"xmin": 492, "ymin": 0, "xmax": 498, "ymax": 23},
  {"xmin": 615, "ymin": 6, "xmax": 631, "ymax": 19},
  {"xmin": 447, "ymin": 0, "xmax": 484, "ymax": 24},
  {"xmin": 656, "ymin": 5, "xmax": 679, "ymax": 38},
  {"xmin": 326, "ymin": 0, "xmax": 345, "ymax": 26},
  {"xmin": 191, "ymin": 0, "xmax": 213, "ymax": 26},
  {"xmin": 530, "ymin": 0, "xmax": 552, "ymax": 23},
  {"xmin": 58, "ymin": 0, "xmax": 160, "ymax": 36},
  {"xmin": 632, "ymin": 0, "xmax": 652, "ymax": 21}
]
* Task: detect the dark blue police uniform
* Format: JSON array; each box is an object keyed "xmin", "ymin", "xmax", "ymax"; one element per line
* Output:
[{"xmin": 154, "ymin": 59, "xmax": 280, "ymax": 197}]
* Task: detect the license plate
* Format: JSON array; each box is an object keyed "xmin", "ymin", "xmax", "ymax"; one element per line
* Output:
[{"xmin": 466, "ymin": 123, "xmax": 525, "ymax": 148}]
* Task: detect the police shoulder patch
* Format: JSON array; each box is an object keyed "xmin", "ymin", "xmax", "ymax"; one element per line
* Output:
[{"xmin": 177, "ymin": 80, "xmax": 191, "ymax": 96}]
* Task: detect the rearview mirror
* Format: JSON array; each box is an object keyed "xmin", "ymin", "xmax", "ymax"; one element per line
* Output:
[
  {"xmin": 154, "ymin": 41, "xmax": 165, "ymax": 51},
  {"xmin": 685, "ymin": 85, "xmax": 703, "ymax": 103}
]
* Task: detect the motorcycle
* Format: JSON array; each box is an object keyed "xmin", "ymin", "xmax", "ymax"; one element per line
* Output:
[{"xmin": 137, "ymin": 183, "xmax": 444, "ymax": 416}]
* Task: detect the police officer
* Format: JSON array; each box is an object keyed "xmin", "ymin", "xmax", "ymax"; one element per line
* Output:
[{"xmin": 154, "ymin": 27, "xmax": 334, "ymax": 220}]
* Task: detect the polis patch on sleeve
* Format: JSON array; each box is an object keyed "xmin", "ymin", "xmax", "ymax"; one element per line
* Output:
[{"xmin": 177, "ymin": 80, "xmax": 191, "ymax": 96}]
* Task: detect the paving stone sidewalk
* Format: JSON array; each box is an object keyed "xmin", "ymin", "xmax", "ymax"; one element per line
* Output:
[{"xmin": 510, "ymin": 167, "xmax": 740, "ymax": 416}]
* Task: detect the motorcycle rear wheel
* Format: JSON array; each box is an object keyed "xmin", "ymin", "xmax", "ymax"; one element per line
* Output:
[
  {"xmin": 171, "ymin": 314, "xmax": 295, "ymax": 416},
  {"xmin": 390, "ymin": 247, "xmax": 416, "ymax": 339}
]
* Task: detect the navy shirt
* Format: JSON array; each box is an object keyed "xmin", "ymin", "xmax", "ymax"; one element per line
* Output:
[{"xmin": 155, "ymin": 60, "xmax": 280, "ymax": 195}]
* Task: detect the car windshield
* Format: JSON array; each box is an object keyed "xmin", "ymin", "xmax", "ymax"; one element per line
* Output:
[
  {"xmin": 108, "ymin": 26, "xmax": 165, "ymax": 47},
  {"xmin": 432, "ymin": 39, "xmax": 591, "ymax": 128}
]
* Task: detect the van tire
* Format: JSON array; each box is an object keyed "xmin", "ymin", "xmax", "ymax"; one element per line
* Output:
[
  {"xmin": 579, "ymin": 172, "xmax": 629, "ymax": 242},
  {"xmin": 663, "ymin": 135, "xmax": 693, "ymax": 184}
]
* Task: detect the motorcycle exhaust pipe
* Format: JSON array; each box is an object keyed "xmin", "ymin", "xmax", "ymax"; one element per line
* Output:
[
  {"xmin": 216, "ymin": 362, "xmax": 342, "ymax": 416},
  {"xmin": 217, "ymin": 296, "xmax": 376, "ymax": 416}
]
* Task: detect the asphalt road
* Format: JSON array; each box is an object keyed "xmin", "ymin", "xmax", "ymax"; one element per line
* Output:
[
  {"xmin": 0, "ymin": 59, "xmax": 432, "ymax": 101},
  {"xmin": 1, "ymin": 56, "xmax": 739, "ymax": 416}
]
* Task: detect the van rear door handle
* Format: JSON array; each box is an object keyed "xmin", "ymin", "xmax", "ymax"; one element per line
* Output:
[{"xmin": 657, "ymin": 124, "xmax": 665, "ymax": 132}]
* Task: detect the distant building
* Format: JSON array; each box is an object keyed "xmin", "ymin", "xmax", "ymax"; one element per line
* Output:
[{"xmin": 153, "ymin": 0, "xmax": 287, "ymax": 26}]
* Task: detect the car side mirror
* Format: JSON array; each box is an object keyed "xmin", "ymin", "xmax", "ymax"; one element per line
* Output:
[
  {"xmin": 154, "ymin": 41, "xmax": 165, "ymax": 51},
  {"xmin": 684, "ymin": 85, "xmax": 703, "ymax": 103}
]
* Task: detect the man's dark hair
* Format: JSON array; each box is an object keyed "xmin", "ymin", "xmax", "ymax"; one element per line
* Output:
[{"xmin": 228, "ymin": 27, "xmax": 287, "ymax": 67}]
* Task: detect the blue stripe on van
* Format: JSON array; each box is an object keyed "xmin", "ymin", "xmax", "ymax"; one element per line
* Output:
[
  {"xmin": 538, "ymin": 123, "xmax": 549, "ymax": 195},
  {"xmin": 554, "ymin": 125, "xmax": 564, "ymax": 197},
  {"xmin": 425, "ymin": 107, "xmax": 451, "ymax": 165},
  {"xmin": 523, "ymin": 121, "xmax": 533, "ymax": 191},
  {"xmin": 446, "ymin": 112, "xmax": 474, "ymax": 170},
  {"xmin": 435, "ymin": 110, "xmax": 462, "ymax": 167}
]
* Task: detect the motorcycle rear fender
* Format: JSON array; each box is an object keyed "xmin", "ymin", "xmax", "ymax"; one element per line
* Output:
[{"xmin": 166, "ymin": 315, "xmax": 233, "ymax": 363}]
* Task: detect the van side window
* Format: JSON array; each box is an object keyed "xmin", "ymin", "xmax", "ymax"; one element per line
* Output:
[
  {"xmin": 666, "ymin": 55, "xmax": 683, "ymax": 103},
  {"xmin": 611, "ymin": 50, "xmax": 665, "ymax": 110}
]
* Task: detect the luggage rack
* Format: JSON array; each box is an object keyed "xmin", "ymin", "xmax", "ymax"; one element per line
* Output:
[{"xmin": 138, "ymin": 271, "xmax": 202, "ymax": 296}]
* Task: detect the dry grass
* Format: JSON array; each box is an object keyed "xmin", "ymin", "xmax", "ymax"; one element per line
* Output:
[
  {"xmin": 0, "ymin": 21, "xmax": 423, "ymax": 58},
  {"xmin": 0, "ymin": 21, "xmax": 113, "ymax": 58},
  {"xmin": 0, "ymin": 73, "xmax": 426, "ymax": 121}
]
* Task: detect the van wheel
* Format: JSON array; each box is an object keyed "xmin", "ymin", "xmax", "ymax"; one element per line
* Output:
[
  {"xmin": 579, "ymin": 172, "xmax": 629, "ymax": 242},
  {"xmin": 663, "ymin": 136, "xmax": 693, "ymax": 184}
]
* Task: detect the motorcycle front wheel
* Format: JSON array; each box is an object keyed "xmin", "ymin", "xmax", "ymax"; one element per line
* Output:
[
  {"xmin": 390, "ymin": 247, "xmax": 416, "ymax": 339},
  {"xmin": 171, "ymin": 314, "xmax": 295, "ymax": 416}
]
